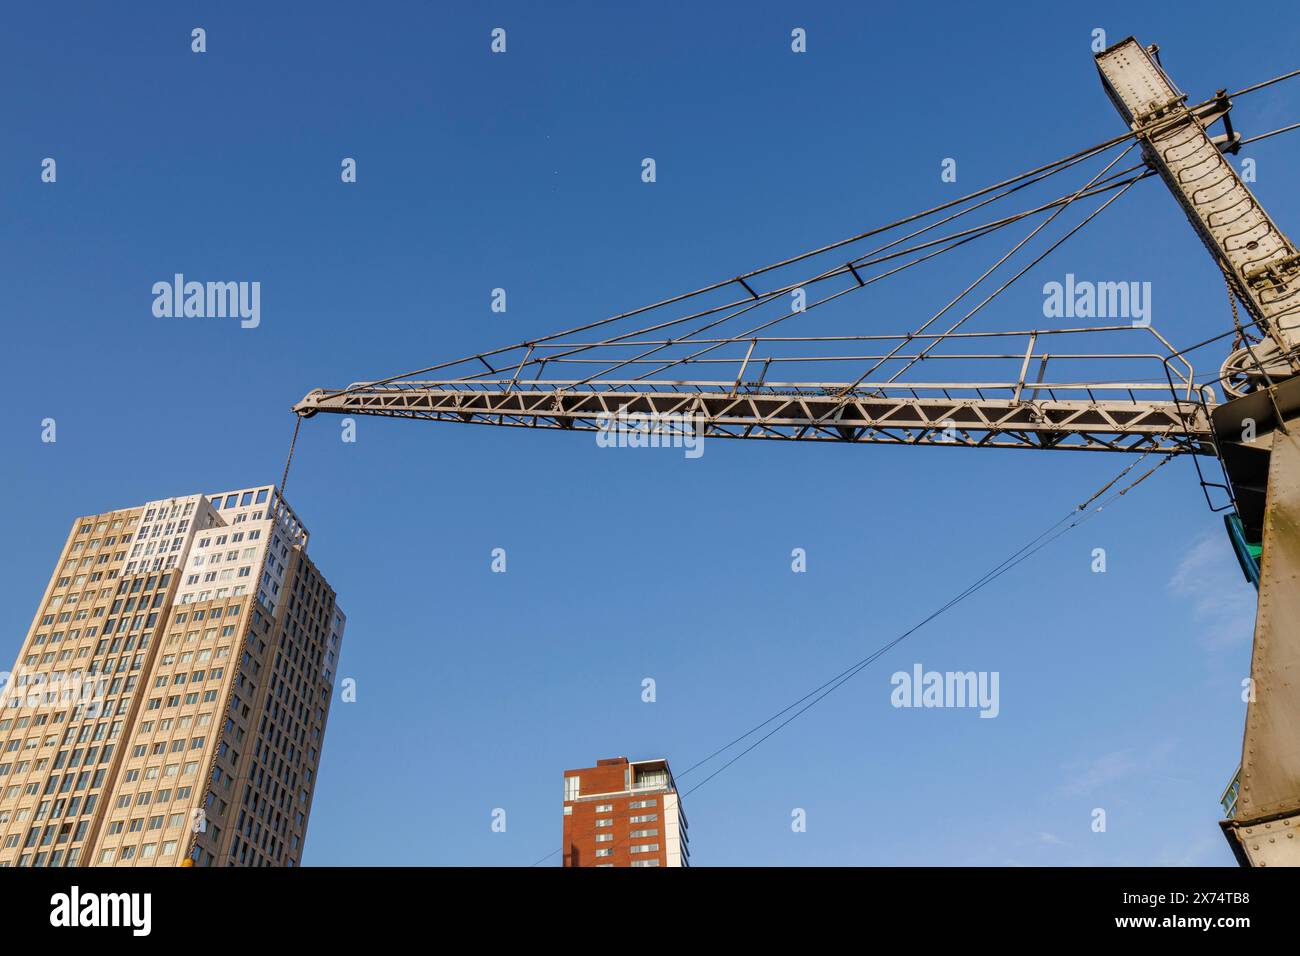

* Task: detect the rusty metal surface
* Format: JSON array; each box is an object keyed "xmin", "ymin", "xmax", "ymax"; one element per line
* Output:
[
  {"xmin": 1222, "ymin": 814, "xmax": 1300, "ymax": 866},
  {"xmin": 1236, "ymin": 418, "xmax": 1300, "ymax": 827}
]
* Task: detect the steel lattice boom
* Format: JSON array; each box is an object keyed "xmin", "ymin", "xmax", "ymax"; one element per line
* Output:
[{"xmin": 296, "ymin": 379, "xmax": 1211, "ymax": 454}]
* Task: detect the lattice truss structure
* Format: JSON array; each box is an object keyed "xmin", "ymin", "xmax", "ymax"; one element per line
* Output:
[{"xmin": 295, "ymin": 44, "xmax": 1300, "ymax": 457}]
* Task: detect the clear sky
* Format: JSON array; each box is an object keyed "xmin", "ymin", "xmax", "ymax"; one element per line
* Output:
[{"xmin": 3, "ymin": 1, "xmax": 1297, "ymax": 866}]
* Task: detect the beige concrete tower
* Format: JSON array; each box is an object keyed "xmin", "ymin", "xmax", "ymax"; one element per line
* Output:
[{"xmin": 0, "ymin": 486, "xmax": 344, "ymax": 867}]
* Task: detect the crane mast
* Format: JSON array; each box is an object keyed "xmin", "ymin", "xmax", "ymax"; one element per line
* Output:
[{"xmin": 294, "ymin": 38, "xmax": 1300, "ymax": 866}]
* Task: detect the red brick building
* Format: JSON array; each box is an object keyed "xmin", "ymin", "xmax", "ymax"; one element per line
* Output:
[{"xmin": 562, "ymin": 756, "xmax": 689, "ymax": 867}]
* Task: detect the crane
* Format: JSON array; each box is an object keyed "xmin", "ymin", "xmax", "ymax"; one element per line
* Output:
[{"xmin": 293, "ymin": 38, "xmax": 1300, "ymax": 866}]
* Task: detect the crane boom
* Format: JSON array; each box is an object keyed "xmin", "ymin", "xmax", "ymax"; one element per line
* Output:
[{"xmin": 293, "ymin": 380, "xmax": 1210, "ymax": 454}]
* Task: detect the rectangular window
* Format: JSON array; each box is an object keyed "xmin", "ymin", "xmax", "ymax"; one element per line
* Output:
[{"xmin": 634, "ymin": 769, "xmax": 668, "ymax": 789}]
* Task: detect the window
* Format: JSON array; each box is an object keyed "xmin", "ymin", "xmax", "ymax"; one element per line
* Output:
[
  {"xmin": 563, "ymin": 776, "xmax": 579, "ymax": 802},
  {"xmin": 630, "ymin": 829, "xmax": 659, "ymax": 838},
  {"xmin": 634, "ymin": 768, "xmax": 668, "ymax": 790},
  {"xmin": 595, "ymin": 818, "xmax": 613, "ymax": 828},
  {"xmin": 631, "ymin": 843, "xmax": 659, "ymax": 854},
  {"xmin": 595, "ymin": 833, "xmax": 613, "ymax": 842},
  {"xmin": 629, "ymin": 814, "xmax": 658, "ymax": 824},
  {"xmin": 595, "ymin": 804, "xmax": 613, "ymax": 813},
  {"xmin": 594, "ymin": 848, "xmax": 612, "ymax": 858}
]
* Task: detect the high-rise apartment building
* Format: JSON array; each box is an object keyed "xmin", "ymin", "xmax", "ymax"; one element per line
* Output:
[
  {"xmin": 0, "ymin": 485, "xmax": 345, "ymax": 867},
  {"xmin": 562, "ymin": 756, "xmax": 688, "ymax": 867}
]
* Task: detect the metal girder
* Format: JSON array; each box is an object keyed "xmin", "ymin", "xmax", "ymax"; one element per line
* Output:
[
  {"xmin": 1097, "ymin": 39, "xmax": 1300, "ymax": 365},
  {"xmin": 293, "ymin": 382, "xmax": 1213, "ymax": 454},
  {"xmin": 1221, "ymin": 415, "xmax": 1300, "ymax": 866}
]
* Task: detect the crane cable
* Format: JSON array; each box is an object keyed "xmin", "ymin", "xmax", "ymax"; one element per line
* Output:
[
  {"xmin": 318, "ymin": 67, "xmax": 1300, "ymax": 401},
  {"xmin": 279, "ymin": 415, "xmax": 303, "ymax": 498},
  {"xmin": 676, "ymin": 449, "xmax": 1175, "ymax": 797},
  {"xmin": 489, "ymin": 166, "xmax": 1151, "ymax": 387},
  {"xmin": 528, "ymin": 445, "xmax": 1175, "ymax": 865},
  {"xmin": 595, "ymin": 153, "xmax": 1144, "ymax": 388},
  {"xmin": 310, "ymin": 112, "xmax": 1295, "ymax": 401}
]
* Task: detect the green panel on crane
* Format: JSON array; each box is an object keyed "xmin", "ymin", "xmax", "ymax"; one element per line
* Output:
[{"xmin": 1225, "ymin": 513, "xmax": 1262, "ymax": 588}]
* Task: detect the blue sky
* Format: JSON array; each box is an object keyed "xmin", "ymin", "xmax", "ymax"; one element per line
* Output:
[{"xmin": 2, "ymin": 1, "xmax": 1297, "ymax": 866}]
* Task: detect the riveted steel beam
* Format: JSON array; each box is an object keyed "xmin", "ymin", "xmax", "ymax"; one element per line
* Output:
[
  {"xmin": 1221, "ymin": 417, "xmax": 1300, "ymax": 865},
  {"xmin": 1097, "ymin": 38, "xmax": 1300, "ymax": 362}
]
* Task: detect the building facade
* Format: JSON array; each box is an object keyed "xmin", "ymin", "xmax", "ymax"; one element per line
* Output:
[
  {"xmin": 562, "ymin": 756, "xmax": 688, "ymax": 867},
  {"xmin": 0, "ymin": 485, "xmax": 345, "ymax": 867}
]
